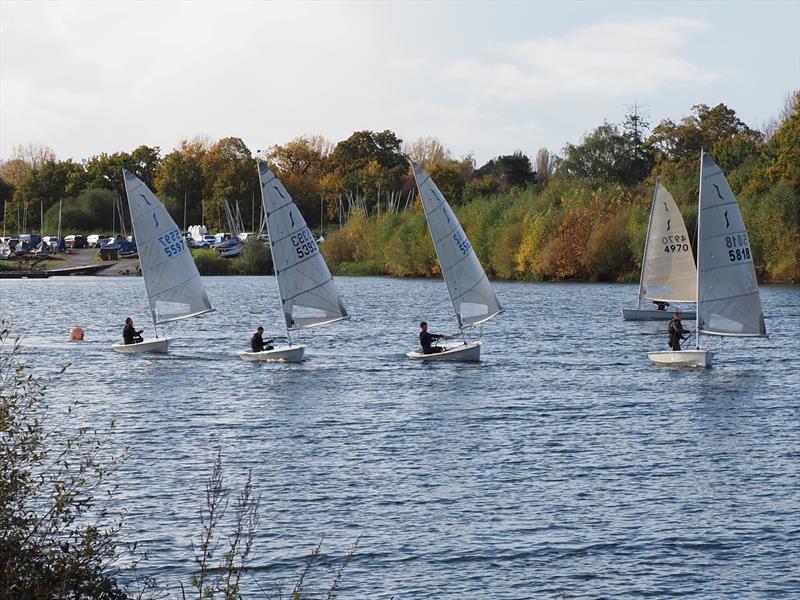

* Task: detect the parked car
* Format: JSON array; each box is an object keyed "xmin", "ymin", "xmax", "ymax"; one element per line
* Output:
[
  {"xmin": 87, "ymin": 234, "xmax": 108, "ymax": 248},
  {"xmin": 42, "ymin": 236, "xmax": 61, "ymax": 249},
  {"xmin": 64, "ymin": 234, "xmax": 87, "ymax": 249}
]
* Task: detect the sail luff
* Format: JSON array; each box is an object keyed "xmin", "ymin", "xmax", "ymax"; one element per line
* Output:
[
  {"xmin": 695, "ymin": 152, "xmax": 703, "ymax": 349},
  {"xmin": 637, "ymin": 178, "xmax": 659, "ymax": 309}
]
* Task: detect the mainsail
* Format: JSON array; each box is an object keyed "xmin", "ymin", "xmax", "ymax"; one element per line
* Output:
[
  {"xmin": 123, "ymin": 169, "xmax": 213, "ymax": 325},
  {"xmin": 696, "ymin": 153, "xmax": 766, "ymax": 337},
  {"xmin": 257, "ymin": 161, "xmax": 348, "ymax": 329},
  {"xmin": 411, "ymin": 160, "xmax": 503, "ymax": 329},
  {"xmin": 639, "ymin": 181, "xmax": 697, "ymax": 304}
]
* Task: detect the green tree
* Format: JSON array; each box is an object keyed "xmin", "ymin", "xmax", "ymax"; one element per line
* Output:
[
  {"xmin": 648, "ymin": 103, "xmax": 763, "ymax": 165},
  {"xmin": 329, "ymin": 130, "xmax": 407, "ymax": 207},
  {"xmin": 266, "ymin": 135, "xmax": 332, "ymax": 229},
  {"xmin": 558, "ymin": 122, "xmax": 624, "ymax": 184},
  {"xmin": 429, "ymin": 161, "xmax": 466, "ymax": 204},
  {"xmin": 621, "ymin": 105, "xmax": 655, "ymax": 184},
  {"xmin": 201, "ymin": 137, "xmax": 258, "ymax": 233},
  {"xmin": 478, "ymin": 152, "xmax": 536, "ymax": 189},
  {"xmin": 43, "ymin": 188, "xmax": 116, "ymax": 233},
  {"xmin": 156, "ymin": 140, "xmax": 207, "ymax": 229}
]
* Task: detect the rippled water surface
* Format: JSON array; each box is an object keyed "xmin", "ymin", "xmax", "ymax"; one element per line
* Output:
[{"xmin": 2, "ymin": 276, "xmax": 798, "ymax": 598}]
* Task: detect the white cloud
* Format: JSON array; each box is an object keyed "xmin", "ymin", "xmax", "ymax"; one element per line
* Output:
[{"xmin": 441, "ymin": 18, "xmax": 712, "ymax": 99}]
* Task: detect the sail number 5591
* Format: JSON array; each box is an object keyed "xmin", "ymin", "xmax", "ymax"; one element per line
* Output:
[{"xmin": 158, "ymin": 229, "xmax": 185, "ymax": 257}]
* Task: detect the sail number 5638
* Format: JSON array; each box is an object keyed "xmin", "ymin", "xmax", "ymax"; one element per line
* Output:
[{"xmin": 158, "ymin": 229, "xmax": 185, "ymax": 257}]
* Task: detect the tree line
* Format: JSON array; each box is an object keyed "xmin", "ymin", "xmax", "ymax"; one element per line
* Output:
[
  {"xmin": 322, "ymin": 96, "xmax": 799, "ymax": 283},
  {"xmin": 1, "ymin": 94, "xmax": 797, "ymax": 281}
]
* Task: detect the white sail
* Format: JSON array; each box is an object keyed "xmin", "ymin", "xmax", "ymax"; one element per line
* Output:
[
  {"xmin": 122, "ymin": 169, "xmax": 213, "ymax": 325},
  {"xmin": 411, "ymin": 161, "xmax": 503, "ymax": 329},
  {"xmin": 696, "ymin": 153, "xmax": 766, "ymax": 337},
  {"xmin": 640, "ymin": 181, "xmax": 697, "ymax": 303},
  {"xmin": 257, "ymin": 161, "xmax": 348, "ymax": 329}
]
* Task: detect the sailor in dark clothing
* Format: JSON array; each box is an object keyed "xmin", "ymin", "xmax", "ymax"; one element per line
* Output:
[
  {"xmin": 654, "ymin": 301, "xmax": 670, "ymax": 311},
  {"xmin": 668, "ymin": 311, "xmax": 688, "ymax": 351},
  {"xmin": 122, "ymin": 317, "xmax": 143, "ymax": 345},
  {"xmin": 251, "ymin": 326, "xmax": 274, "ymax": 352},
  {"xmin": 419, "ymin": 321, "xmax": 448, "ymax": 354}
]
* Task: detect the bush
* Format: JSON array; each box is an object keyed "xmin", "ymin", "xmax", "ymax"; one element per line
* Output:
[
  {"xmin": 192, "ymin": 248, "xmax": 234, "ymax": 276},
  {"xmin": 0, "ymin": 324, "xmax": 130, "ymax": 599},
  {"xmin": 234, "ymin": 239, "xmax": 272, "ymax": 275}
]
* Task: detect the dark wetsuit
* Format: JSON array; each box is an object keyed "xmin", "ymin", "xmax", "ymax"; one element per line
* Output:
[
  {"xmin": 123, "ymin": 323, "xmax": 143, "ymax": 345},
  {"xmin": 251, "ymin": 333, "xmax": 274, "ymax": 352},
  {"xmin": 654, "ymin": 301, "xmax": 670, "ymax": 311},
  {"xmin": 668, "ymin": 318, "xmax": 687, "ymax": 351},
  {"xmin": 420, "ymin": 331, "xmax": 444, "ymax": 354}
]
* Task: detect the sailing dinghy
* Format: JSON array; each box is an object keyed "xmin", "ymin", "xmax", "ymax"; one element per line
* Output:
[
  {"xmin": 622, "ymin": 179, "xmax": 697, "ymax": 321},
  {"xmin": 112, "ymin": 169, "xmax": 213, "ymax": 354},
  {"xmin": 238, "ymin": 161, "xmax": 349, "ymax": 362},
  {"xmin": 407, "ymin": 161, "xmax": 503, "ymax": 362},
  {"xmin": 648, "ymin": 152, "xmax": 766, "ymax": 368}
]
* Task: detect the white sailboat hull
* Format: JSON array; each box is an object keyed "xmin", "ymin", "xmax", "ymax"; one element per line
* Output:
[
  {"xmin": 647, "ymin": 349, "xmax": 712, "ymax": 368},
  {"xmin": 622, "ymin": 308, "xmax": 696, "ymax": 321},
  {"xmin": 238, "ymin": 344, "xmax": 305, "ymax": 363},
  {"xmin": 407, "ymin": 341, "xmax": 481, "ymax": 362},
  {"xmin": 112, "ymin": 337, "xmax": 170, "ymax": 354}
]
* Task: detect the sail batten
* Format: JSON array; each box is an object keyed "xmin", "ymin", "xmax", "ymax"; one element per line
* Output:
[
  {"xmin": 696, "ymin": 153, "xmax": 766, "ymax": 338},
  {"xmin": 411, "ymin": 161, "xmax": 502, "ymax": 330},
  {"xmin": 123, "ymin": 169, "xmax": 213, "ymax": 327},
  {"xmin": 258, "ymin": 161, "xmax": 348, "ymax": 331}
]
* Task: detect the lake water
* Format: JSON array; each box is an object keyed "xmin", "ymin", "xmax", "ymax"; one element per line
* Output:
[{"xmin": 1, "ymin": 276, "xmax": 798, "ymax": 598}]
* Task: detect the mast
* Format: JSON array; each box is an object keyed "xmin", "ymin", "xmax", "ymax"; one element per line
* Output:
[
  {"xmin": 637, "ymin": 178, "xmax": 659, "ymax": 310},
  {"xmin": 695, "ymin": 151, "xmax": 703, "ymax": 351}
]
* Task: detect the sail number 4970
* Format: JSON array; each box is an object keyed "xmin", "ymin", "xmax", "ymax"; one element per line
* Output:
[
  {"xmin": 662, "ymin": 234, "xmax": 689, "ymax": 253},
  {"xmin": 158, "ymin": 229, "xmax": 185, "ymax": 257},
  {"xmin": 292, "ymin": 229, "xmax": 318, "ymax": 259},
  {"xmin": 726, "ymin": 234, "xmax": 751, "ymax": 262}
]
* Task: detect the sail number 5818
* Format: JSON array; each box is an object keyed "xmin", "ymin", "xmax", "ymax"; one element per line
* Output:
[{"xmin": 726, "ymin": 234, "xmax": 751, "ymax": 263}]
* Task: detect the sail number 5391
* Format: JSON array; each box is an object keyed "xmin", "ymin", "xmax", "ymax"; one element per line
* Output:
[
  {"xmin": 158, "ymin": 229, "xmax": 185, "ymax": 257},
  {"xmin": 292, "ymin": 229, "xmax": 318, "ymax": 259}
]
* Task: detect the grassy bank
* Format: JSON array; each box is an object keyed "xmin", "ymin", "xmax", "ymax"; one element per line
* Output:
[{"xmin": 321, "ymin": 177, "xmax": 799, "ymax": 284}]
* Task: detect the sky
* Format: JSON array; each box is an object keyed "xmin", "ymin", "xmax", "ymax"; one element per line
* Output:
[{"xmin": 1, "ymin": 0, "xmax": 798, "ymax": 166}]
